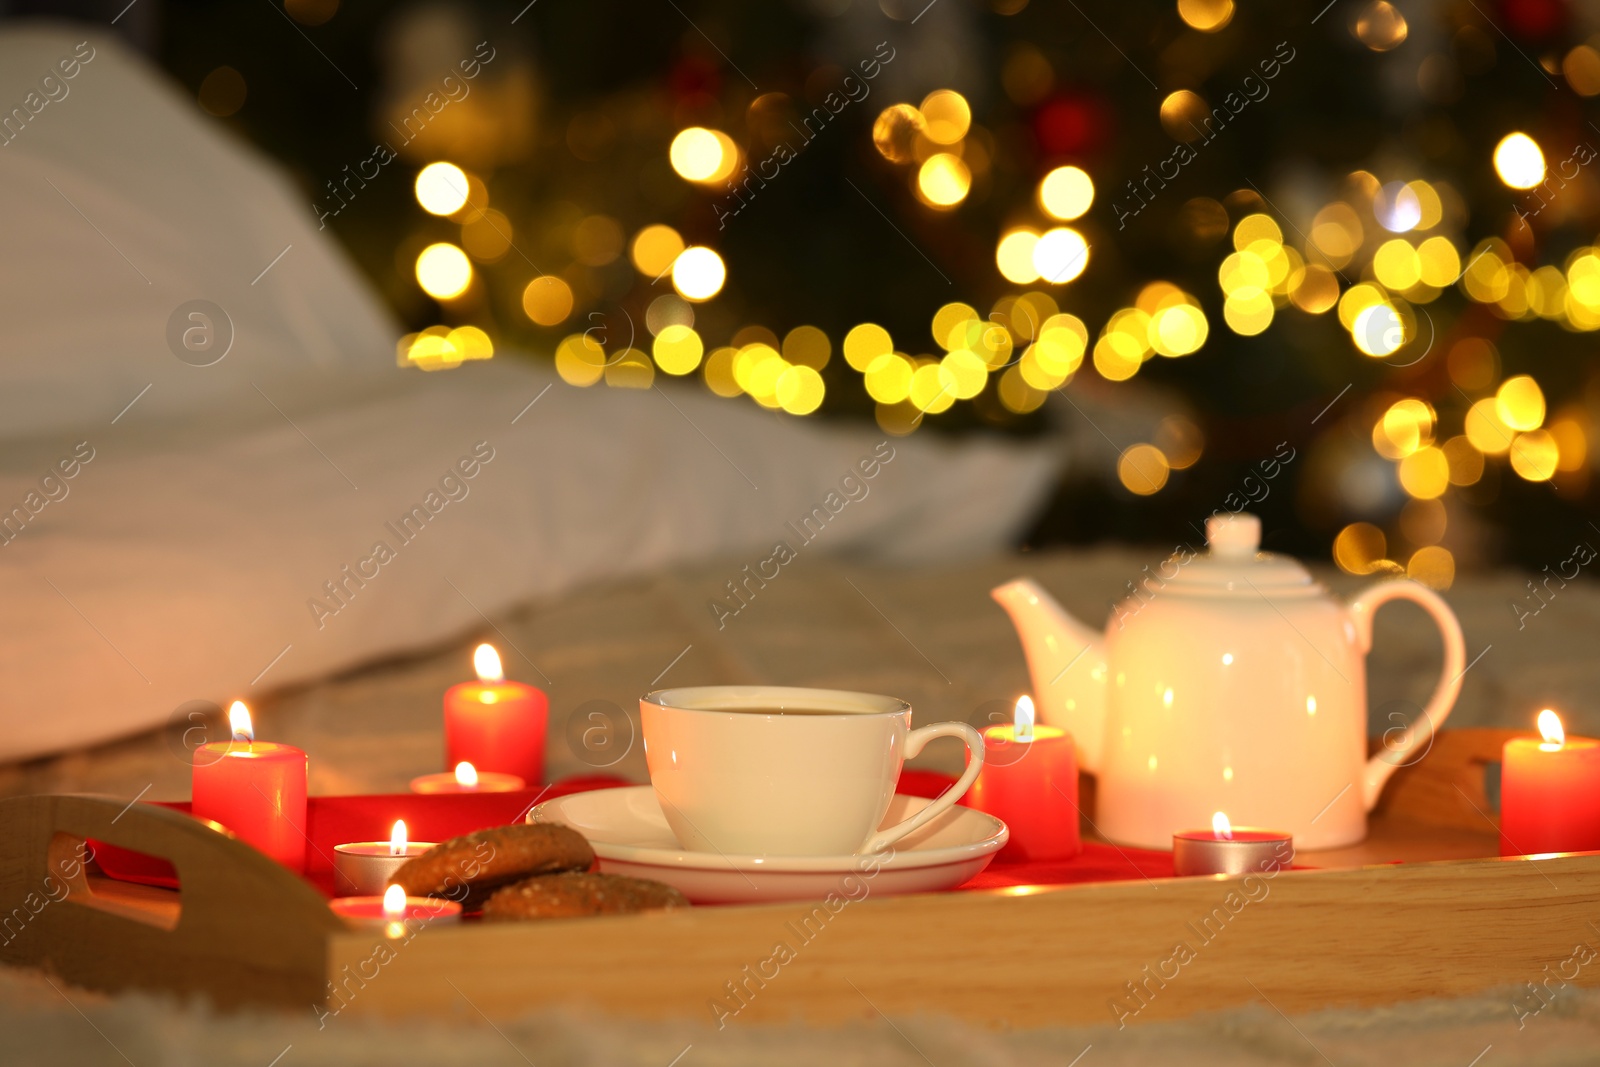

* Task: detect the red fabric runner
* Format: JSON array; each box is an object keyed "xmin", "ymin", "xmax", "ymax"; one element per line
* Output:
[{"xmin": 92, "ymin": 771, "xmax": 1175, "ymax": 896}]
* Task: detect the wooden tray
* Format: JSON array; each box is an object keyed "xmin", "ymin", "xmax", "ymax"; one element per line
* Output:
[{"xmin": 3, "ymin": 728, "xmax": 1597, "ymax": 1028}]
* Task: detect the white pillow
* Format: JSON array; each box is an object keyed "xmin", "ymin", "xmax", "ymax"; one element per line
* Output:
[
  {"xmin": 0, "ymin": 26, "xmax": 397, "ymax": 438},
  {"xmin": 0, "ymin": 26, "xmax": 1064, "ymax": 760}
]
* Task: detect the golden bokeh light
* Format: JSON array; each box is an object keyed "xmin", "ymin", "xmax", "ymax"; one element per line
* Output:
[
  {"xmin": 1398, "ymin": 445, "xmax": 1449, "ymax": 499},
  {"xmin": 1177, "ymin": 0, "xmax": 1233, "ymax": 32},
  {"xmin": 875, "ymin": 400, "xmax": 923, "ymax": 437},
  {"xmin": 1416, "ymin": 236, "xmax": 1460, "ymax": 288},
  {"xmin": 1493, "ymin": 133, "xmax": 1546, "ymax": 190},
  {"xmin": 1407, "ymin": 546, "xmax": 1455, "ymax": 590},
  {"xmin": 1465, "ymin": 398, "xmax": 1514, "ymax": 455},
  {"xmin": 555, "ymin": 333, "xmax": 606, "ymax": 387},
  {"xmin": 400, "ymin": 324, "xmax": 493, "ymax": 372},
  {"xmin": 1233, "ymin": 214, "xmax": 1282, "ymax": 250},
  {"xmin": 652, "ymin": 324, "xmax": 704, "ymax": 376},
  {"xmin": 1032, "ymin": 227, "xmax": 1089, "ymax": 284},
  {"xmin": 932, "ymin": 303, "xmax": 978, "ymax": 350},
  {"xmin": 1353, "ymin": 0, "xmax": 1408, "ymax": 51},
  {"xmin": 672, "ymin": 247, "xmax": 726, "ymax": 301},
  {"xmin": 1159, "ymin": 90, "xmax": 1210, "ymax": 142},
  {"xmin": 1118, "ymin": 444, "xmax": 1171, "ymax": 495},
  {"xmin": 521, "ymin": 275, "xmax": 574, "ymax": 326},
  {"xmin": 940, "ymin": 349, "xmax": 989, "ymax": 399},
  {"xmin": 909, "ymin": 362, "xmax": 957, "ymax": 413},
  {"xmin": 1564, "ymin": 45, "xmax": 1600, "ymax": 96},
  {"xmin": 844, "ymin": 323, "xmax": 894, "ymax": 371},
  {"xmin": 1509, "ymin": 429, "xmax": 1559, "ymax": 482},
  {"xmin": 1291, "ymin": 264, "xmax": 1340, "ymax": 313},
  {"xmin": 1373, "ymin": 239, "xmax": 1421, "ymax": 291},
  {"xmin": 776, "ymin": 365, "xmax": 826, "ymax": 415},
  {"xmin": 1223, "ymin": 287, "xmax": 1273, "ymax": 336},
  {"xmin": 1461, "ymin": 240, "xmax": 1513, "ymax": 303},
  {"xmin": 670, "ymin": 127, "xmax": 737, "ymax": 183},
  {"xmin": 415, "ymin": 162, "xmax": 470, "ymax": 216},
  {"xmin": 864, "ymin": 353, "xmax": 914, "ymax": 404},
  {"xmin": 920, "ymin": 90, "xmax": 972, "ymax": 145},
  {"xmin": 703, "ymin": 346, "xmax": 742, "ymax": 397},
  {"xmin": 631, "ymin": 224, "xmax": 686, "ymax": 277},
  {"xmin": 1310, "ymin": 202, "xmax": 1363, "ymax": 267},
  {"xmin": 1351, "ymin": 301, "xmax": 1406, "ymax": 356},
  {"xmin": 1009, "ymin": 291, "xmax": 1061, "ymax": 339},
  {"xmin": 1149, "ymin": 302, "xmax": 1209, "ymax": 357},
  {"xmin": 998, "ymin": 364, "xmax": 1049, "ymax": 413},
  {"xmin": 917, "ymin": 153, "xmax": 972, "ymax": 207},
  {"xmin": 873, "ymin": 104, "xmax": 926, "ymax": 163},
  {"xmin": 1496, "ymin": 374, "xmax": 1546, "ymax": 431},
  {"xmin": 1334, "ymin": 522, "xmax": 1387, "ymax": 575},
  {"xmin": 1374, "ymin": 398, "xmax": 1434, "ymax": 459},
  {"xmin": 782, "ymin": 325, "xmax": 831, "ymax": 370},
  {"xmin": 1038, "ymin": 166, "xmax": 1094, "ymax": 220},
  {"xmin": 604, "ymin": 348, "xmax": 654, "ymax": 390},
  {"xmin": 415, "ymin": 242, "xmax": 473, "ymax": 300},
  {"xmin": 996, "ymin": 229, "xmax": 1042, "ymax": 284},
  {"xmin": 1551, "ymin": 415, "xmax": 1588, "ymax": 472}
]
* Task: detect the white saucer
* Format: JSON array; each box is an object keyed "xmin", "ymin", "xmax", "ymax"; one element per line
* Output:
[{"xmin": 529, "ymin": 786, "xmax": 1008, "ymax": 904}]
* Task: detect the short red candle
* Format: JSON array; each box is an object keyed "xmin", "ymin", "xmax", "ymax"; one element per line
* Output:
[
  {"xmin": 968, "ymin": 703, "xmax": 1080, "ymax": 862},
  {"xmin": 329, "ymin": 895, "xmax": 462, "ymax": 928},
  {"xmin": 444, "ymin": 645, "xmax": 548, "ymax": 784},
  {"xmin": 1172, "ymin": 817, "xmax": 1294, "ymax": 876},
  {"xmin": 191, "ymin": 703, "xmax": 307, "ymax": 872},
  {"xmin": 1501, "ymin": 710, "xmax": 1600, "ymax": 856},
  {"xmin": 409, "ymin": 763, "xmax": 525, "ymax": 794}
]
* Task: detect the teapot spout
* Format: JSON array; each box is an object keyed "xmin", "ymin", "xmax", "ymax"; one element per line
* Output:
[{"xmin": 991, "ymin": 578, "xmax": 1108, "ymax": 774}]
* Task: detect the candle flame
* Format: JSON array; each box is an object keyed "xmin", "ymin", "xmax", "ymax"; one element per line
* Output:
[
  {"xmin": 473, "ymin": 643, "xmax": 504, "ymax": 683},
  {"xmin": 454, "ymin": 761, "xmax": 479, "ymax": 787},
  {"xmin": 382, "ymin": 883, "xmax": 407, "ymax": 919},
  {"xmin": 1014, "ymin": 695, "xmax": 1035, "ymax": 743},
  {"xmin": 389, "ymin": 820, "xmax": 407, "ymax": 856},
  {"xmin": 228, "ymin": 701, "xmax": 253, "ymax": 743},
  {"xmin": 1212, "ymin": 811, "xmax": 1233, "ymax": 840},
  {"xmin": 1538, "ymin": 708, "xmax": 1565, "ymax": 749}
]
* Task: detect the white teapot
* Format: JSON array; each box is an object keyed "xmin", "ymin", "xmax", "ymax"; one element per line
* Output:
[{"xmin": 992, "ymin": 513, "xmax": 1465, "ymax": 850}]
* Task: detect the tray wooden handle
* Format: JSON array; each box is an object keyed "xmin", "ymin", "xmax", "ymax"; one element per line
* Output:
[{"xmin": 0, "ymin": 794, "xmax": 342, "ymax": 1010}]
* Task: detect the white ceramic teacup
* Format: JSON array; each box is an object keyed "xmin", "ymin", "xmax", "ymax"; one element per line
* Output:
[{"xmin": 640, "ymin": 685, "xmax": 985, "ymax": 857}]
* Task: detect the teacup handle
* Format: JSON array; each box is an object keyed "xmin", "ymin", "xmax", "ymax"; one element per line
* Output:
[
  {"xmin": 1349, "ymin": 578, "xmax": 1466, "ymax": 812},
  {"xmin": 860, "ymin": 722, "xmax": 985, "ymax": 855}
]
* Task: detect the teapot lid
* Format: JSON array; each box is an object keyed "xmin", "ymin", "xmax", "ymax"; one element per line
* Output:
[{"xmin": 1166, "ymin": 513, "xmax": 1314, "ymax": 593}]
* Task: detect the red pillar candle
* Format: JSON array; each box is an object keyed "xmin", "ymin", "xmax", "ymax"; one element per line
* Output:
[
  {"xmin": 968, "ymin": 696, "xmax": 1081, "ymax": 861},
  {"xmin": 444, "ymin": 645, "xmax": 548, "ymax": 784},
  {"xmin": 191, "ymin": 702, "xmax": 308, "ymax": 872},
  {"xmin": 1501, "ymin": 709, "xmax": 1600, "ymax": 856}
]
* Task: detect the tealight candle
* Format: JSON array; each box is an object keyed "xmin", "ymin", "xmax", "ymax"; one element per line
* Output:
[
  {"xmin": 1500, "ymin": 709, "xmax": 1600, "ymax": 856},
  {"xmin": 443, "ymin": 644, "xmax": 548, "ymax": 785},
  {"xmin": 967, "ymin": 696, "xmax": 1081, "ymax": 861},
  {"xmin": 1172, "ymin": 812, "xmax": 1294, "ymax": 877},
  {"xmin": 330, "ymin": 883, "xmax": 462, "ymax": 932},
  {"xmin": 191, "ymin": 702, "xmax": 309, "ymax": 872},
  {"xmin": 333, "ymin": 820, "xmax": 439, "ymax": 896},
  {"xmin": 409, "ymin": 760, "xmax": 526, "ymax": 795}
]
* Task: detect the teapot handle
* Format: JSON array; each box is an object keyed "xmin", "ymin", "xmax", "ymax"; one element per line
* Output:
[{"xmin": 1350, "ymin": 579, "xmax": 1467, "ymax": 811}]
